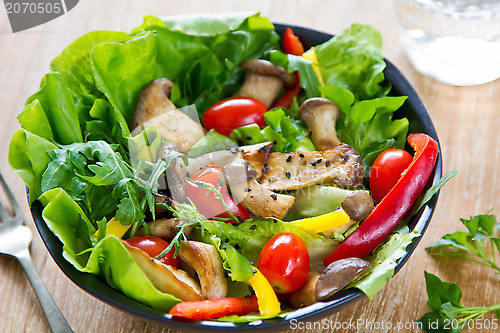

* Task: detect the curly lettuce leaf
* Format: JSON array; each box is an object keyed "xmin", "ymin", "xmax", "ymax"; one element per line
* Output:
[{"xmin": 315, "ymin": 23, "xmax": 390, "ymax": 100}]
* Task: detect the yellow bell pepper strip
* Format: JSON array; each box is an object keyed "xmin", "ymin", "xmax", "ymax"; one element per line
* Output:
[
  {"xmin": 94, "ymin": 218, "xmax": 131, "ymax": 239},
  {"xmin": 246, "ymin": 266, "xmax": 281, "ymax": 319},
  {"xmin": 324, "ymin": 133, "xmax": 439, "ymax": 266},
  {"xmin": 291, "ymin": 208, "xmax": 351, "ymax": 233},
  {"xmin": 302, "ymin": 48, "xmax": 325, "ymax": 87}
]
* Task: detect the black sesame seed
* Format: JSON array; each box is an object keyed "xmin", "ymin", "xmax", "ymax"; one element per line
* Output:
[
  {"xmin": 244, "ymin": 188, "xmax": 252, "ymax": 192},
  {"xmin": 285, "ymin": 171, "xmax": 291, "ymax": 179},
  {"xmin": 224, "ymin": 271, "xmax": 229, "ymax": 278},
  {"xmin": 299, "ymin": 153, "xmax": 305, "ymax": 158},
  {"xmin": 250, "ymin": 224, "xmax": 257, "ymax": 230},
  {"xmin": 225, "ymin": 238, "xmax": 230, "ymax": 243},
  {"xmin": 237, "ymin": 216, "xmax": 243, "ymax": 224},
  {"xmin": 247, "ymin": 208, "xmax": 252, "ymax": 214},
  {"xmin": 271, "ymin": 194, "xmax": 278, "ymax": 200},
  {"xmin": 316, "ymin": 158, "xmax": 322, "ymax": 164},
  {"xmin": 235, "ymin": 243, "xmax": 240, "ymax": 249},
  {"xmin": 311, "ymin": 162, "xmax": 317, "ymax": 166},
  {"xmin": 286, "ymin": 155, "xmax": 292, "ymax": 162},
  {"xmin": 253, "ymin": 270, "xmax": 258, "ymax": 274},
  {"xmin": 246, "ymin": 136, "xmax": 253, "ymax": 140},
  {"xmin": 344, "ymin": 153, "xmax": 349, "ymax": 161},
  {"xmin": 325, "ymin": 160, "xmax": 331, "ymax": 167}
]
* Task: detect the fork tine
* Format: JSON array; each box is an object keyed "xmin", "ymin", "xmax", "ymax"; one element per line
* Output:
[{"xmin": 0, "ymin": 173, "xmax": 24, "ymax": 224}]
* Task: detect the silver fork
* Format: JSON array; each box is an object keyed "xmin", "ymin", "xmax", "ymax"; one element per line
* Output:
[{"xmin": 0, "ymin": 173, "xmax": 73, "ymax": 333}]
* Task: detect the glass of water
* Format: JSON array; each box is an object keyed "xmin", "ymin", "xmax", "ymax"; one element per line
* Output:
[{"xmin": 394, "ymin": 0, "xmax": 500, "ymax": 86}]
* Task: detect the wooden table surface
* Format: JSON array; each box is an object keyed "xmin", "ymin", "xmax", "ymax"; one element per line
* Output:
[{"xmin": 1, "ymin": 0, "xmax": 499, "ymax": 332}]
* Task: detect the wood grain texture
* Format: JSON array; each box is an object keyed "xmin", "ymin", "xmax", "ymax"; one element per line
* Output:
[{"xmin": 0, "ymin": 0, "xmax": 498, "ymax": 332}]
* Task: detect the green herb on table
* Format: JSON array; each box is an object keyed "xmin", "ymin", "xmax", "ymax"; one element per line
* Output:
[
  {"xmin": 417, "ymin": 272, "xmax": 500, "ymax": 333},
  {"xmin": 426, "ymin": 211, "xmax": 500, "ymax": 273}
]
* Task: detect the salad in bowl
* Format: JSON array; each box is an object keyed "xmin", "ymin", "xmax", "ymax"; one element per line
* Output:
[{"xmin": 9, "ymin": 12, "xmax": 442, "ymax": 327}]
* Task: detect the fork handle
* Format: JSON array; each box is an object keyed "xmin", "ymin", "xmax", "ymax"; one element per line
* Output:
[{"xmin": 17, "ymin": 249, "xmax": 74, "ymax": 333}]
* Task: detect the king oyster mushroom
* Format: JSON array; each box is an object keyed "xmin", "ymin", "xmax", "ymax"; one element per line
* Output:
[
  {"xmin": 219, "ymin": 159, "xmax": 295, "ymax": 220},
  {"xmin": 299, "ymin": 98, "xmax": 342, "ymax": 150},
  {"xmin": 259, "ymin": 144, "xmax": 364, "ymax": 191},
  {"xmin": 178, "ymin": 241, "xmax": 227, "ymax": 299},
  {"xmin": 133, "ymin": 78, "xmax": 205, "ymax": 153},
  {"xmin": 234, "ymin": 59, "xmax": 295, "ymax": 108}
]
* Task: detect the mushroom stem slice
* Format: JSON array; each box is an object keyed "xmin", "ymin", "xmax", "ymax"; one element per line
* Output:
[
  {"xmin": 122, "ymin": 240, "xmax": 202, "ymax": 302},
  {"xmin": 178, "ymin": 241, "xmax": 228, "ymax": 299},
  {"xmin": 315, "ymin": 258, "xmax": 371, "ymax": 301},
  {"xmin": 287, "ymin": 270, "xmax": 321, "ymax": 308},
  {"xmin": 299, "ymin": 98, "xmax": 342, "ymax": 150}
]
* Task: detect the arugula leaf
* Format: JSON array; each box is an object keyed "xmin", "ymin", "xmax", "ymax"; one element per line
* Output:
[
  {"xmin": 426, "ymin": 211, "xmax": 500, "ymax": 273},
  {"xmin": 315, "ymin": 23, "xmax": 390, "ymax": 100},
  {"xmin": 348, "ymin": 231, "xmax": 420, "ymax": 300},
  {"xmin": 418, "ymin": 272, "xmax": 500, "ymax": 332}
]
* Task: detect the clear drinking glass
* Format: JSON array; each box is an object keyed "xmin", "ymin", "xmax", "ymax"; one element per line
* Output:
[{"xmin": 394, "ymin": 0, "xmax": 500, "ymax": 85}]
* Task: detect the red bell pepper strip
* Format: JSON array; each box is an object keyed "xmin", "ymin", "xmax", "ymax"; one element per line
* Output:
[
  {"xmin": 168, "ymin": 296, "xmax": 259, "ymax": 320},
  {"xmin": 271, "ymin": 28, "xmax": 304, "ymax": 109},
  {"xmin": 270, "ymin": 72, "xmax": 301, "ymax": 109},
  {"xmin": 283, "ymin": 27, "xmax": 305, "ymax": 56},
  {"xmin": 323, "ymin": 133, "xmax": 439, "ymax": 266}
]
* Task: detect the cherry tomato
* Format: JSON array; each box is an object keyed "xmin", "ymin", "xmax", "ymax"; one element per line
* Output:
[
  {"xmin": 257, "ymin": 232, "xmax": 310, "ymax": 294},
  {"xmin": 369, "ymin": 148, "xmax": 413, "ymax": 203},
  {"xmin": 125, "ymin": 236, "xmax": 179, "ymax": 267},
  {"xmin": 202, "ymin": 97, "xmax": 268, "ymax": 136},
  {"xmin": 187, "ymin": 166, "xmax": 251, "ymax": 222},
  {"xmin": 283, "ymin": 27, "xmax": 305, "ymax": 56}
]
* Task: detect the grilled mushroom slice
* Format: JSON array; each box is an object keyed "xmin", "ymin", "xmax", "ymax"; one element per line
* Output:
[
  {"xmin": 178, "ymin": 241, "xmax": 228, "ymax": 299},
  {"xmin": 221, "ymin": 159, "xmax": 295, "ymax": 219},
  {"xmin": 315, "ymin": 258, "xmax": 371, "ymax": 301},
  {"xmin": 234, "ymin": 59, "xmax": 295, "ymax": 108},
  {"xmin": 260, "ymin": 144, "xmax": 364, "ymax": 191},
  {"xmin": 134, "ymin": 78, "xmax": 204, "ymax": 152},
  {"xmin": 299, "ymin": 98, "xmax": 341, "ymax": 150},
  {"xmin": 137, "ymin": 218, "xmax": 193, "ymax": 241},
  {"xmin": 123, "ymin": 241, "xmax": 202, "ymax": 302}
]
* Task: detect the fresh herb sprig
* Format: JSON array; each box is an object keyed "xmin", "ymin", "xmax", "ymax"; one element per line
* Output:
[
  {"xmin": 418, "ymin": 272, "xmax": 500, "ymax": 333},
  {"xmin": 426, "ymin": 211, "xmax": 500, "ymax": 273}
]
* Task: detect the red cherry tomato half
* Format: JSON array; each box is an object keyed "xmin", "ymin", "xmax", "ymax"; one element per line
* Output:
[
  {"xmin": 369, "ymin": 148, "xmax": 413, "ymax": 203},
  {"xmin": 187, "ymin": 166, "xmax": 251, "ymax": 222},
  {"xmin": 257, "ymin": 232, "xmax": 310, "ymax": 294},
  {"xmin": 125, "ymin": 236, "xmax": 179, "ymax": 267},
  {"xmin": 202, "ymin": 97, "xmax": 268, "ymax": 136}
]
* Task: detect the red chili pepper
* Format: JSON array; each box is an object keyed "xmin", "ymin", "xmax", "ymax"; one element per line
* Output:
[
  {"xmin": 283, "ymin": 27, "xmax": 305, "ymax": 56},
  {"xmin": 271, "ymin": 28, "xmax": 305, "ymax": 109},
  {"xmin": 323, "ymin": 133, "xmax": 439, "ymax": 266},
  {"xmin": 168, "ymin": 296, "xmax": 259, "ymax": 319}
]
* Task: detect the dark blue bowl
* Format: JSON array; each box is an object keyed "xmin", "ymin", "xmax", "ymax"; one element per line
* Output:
[{"xmin": 31, "ymin": 23, "xmax": 442, "ymax": 332}]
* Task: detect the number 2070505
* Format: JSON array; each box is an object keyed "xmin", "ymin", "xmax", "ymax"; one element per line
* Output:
[{"xmin": 5, "ymin": 2, "xmax": 62, "ymax": 14}]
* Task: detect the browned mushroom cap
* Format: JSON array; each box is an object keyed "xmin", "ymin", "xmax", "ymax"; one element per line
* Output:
[
  {"xmin": 241, "ymin": 59, "xmax": 295, "ymax": 87},
  {"xmin": 234, "ymin": 59, "xmax": 295, "ymax": 108},
  {"xmin": 315, "ymin": 258, "xmax": 371, "ymax": 300},
  {"xmin": 341, "ymin": 190, "xmax": 374, "ymax": 221},
  {"xmin": 299, "ymin": 98, "xmax": 342, "ymax": 150}
]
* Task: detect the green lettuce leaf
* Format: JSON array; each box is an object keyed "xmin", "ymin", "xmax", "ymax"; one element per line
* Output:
[
  {"xmin": 349, "ymin": 230, "xmax": 420, "ymax": 300},
  {"xmin": 322, "ymin": 85, "xmax": 409, "ymax": 168},
  {"xmin": 315, "ymin": 23, "xmax": 390, "ymax": 100},
  {"xmin": 231, "ymin": 108, "xmax": 316, "ymax": 152},
  {"xmin": 39, "ymin": 188, "xmax": 180, "ymax": 311},
  {"xmin": 186, "ymin": 129, "xmax": 238, "ymax": 158}
]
